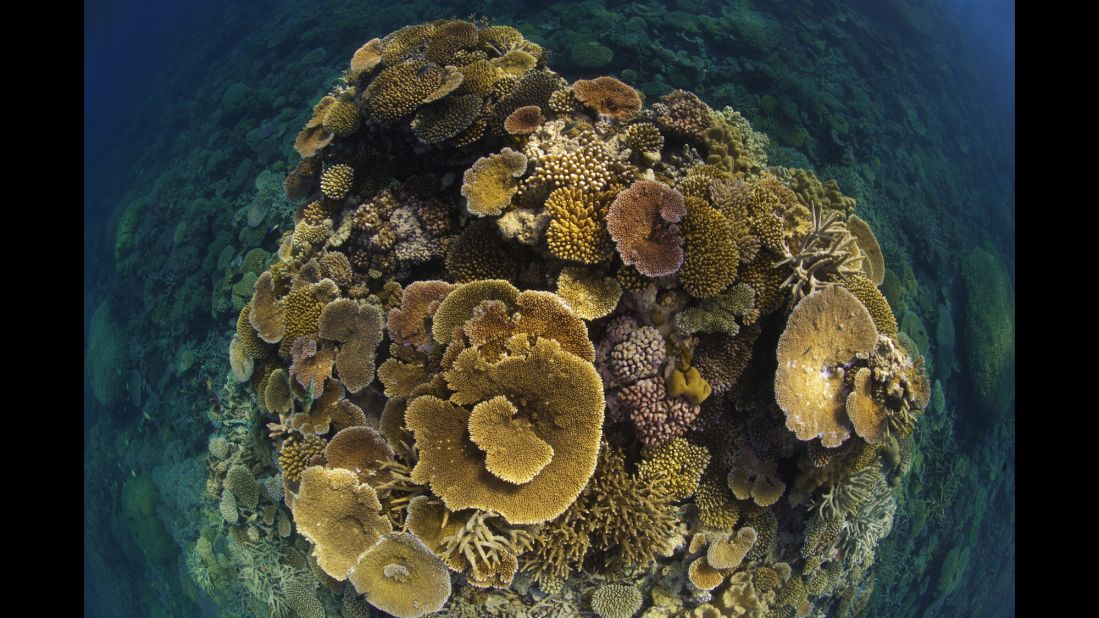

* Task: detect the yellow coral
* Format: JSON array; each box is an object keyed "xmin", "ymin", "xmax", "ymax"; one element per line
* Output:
[
  {"xmin": 408, "ymin": 336, "xmax": 603, "ymax": 524},
  {"xmin": 637, "ymin": 437, "xmax": 710, "ymax": 500},
  {"xmin": 667, "ymin": 367, "xmax": 713, "ymax": 405},
  {"xmin": 445, "ymin": 219, "xmax": 516, "ymax": 283},
  {"xmin": 839, "ymin": 274, "xmax": 899, "ymax": 337},
  {"xmin": 320, "ymin": 164, "xmax": 354, "ymax": 201},
  {"xmin": 544, "ymin": 187, "xmax": 614, "ymax": 264},
  {"xmin": 461, "ymin": 148, "xmax": 528, "ymax": 216},
  {"xmin": 775, "ymin": 286, "xmax": 879, "ymax": 447},
  {"xmin": 706, "ymin": 526, "xmax": 756, "ymax": 569},
  {"xmin": 680, "ymin": 196, "xmax": 740, "ymax": 298},
  {"xmin": 555, "ymin": 266, "xmax": 622, "ymax": 320},
  {"xmin": 348, "ymin": 532, "xmax": 451, "ymax": 618},
  {"xmin": 592, "ymin": 584, "xmax": 643, "ymax": 618},
  {"xmin": 363, "ymin": 60, "xmax": 448, "ymax": 123},
  {"xmin": 322, "ymin": 98, "xmax": 361, "ymax": 137},
  {"xmin": 278, "ymin": 434, "xmax": 326, "ymax": 482}
]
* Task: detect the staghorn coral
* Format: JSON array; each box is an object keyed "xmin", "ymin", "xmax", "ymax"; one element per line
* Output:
[
  {"xmin": 775, "ymin": 203, "xmax": 863, "ymax": 308},
  {"xmin": 775, "ymin": 286, "xmax": 879, "ymax": 447},
  {"xmin": 461, "ymin": 148, "xmax": 528, "ymax": 216},
  {"xmin": 606, "ymin": 180, "xmax": 687, "ymax": 277}
]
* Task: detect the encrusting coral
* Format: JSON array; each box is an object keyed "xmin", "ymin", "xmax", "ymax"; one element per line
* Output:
[{"xmin": 223, "ymin": 19, "xmax": 925, "ymax": 617}]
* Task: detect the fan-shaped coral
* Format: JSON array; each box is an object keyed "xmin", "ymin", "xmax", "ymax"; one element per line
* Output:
[
  {"xmin": 774, "ymin": 286, "xmax": 879, "ymax": 447},
  {"xmin": 348, "ymin": 532, "xmax": 451, "ymax": 618},
  {"xmin": 606, "ymin": 180, "xmax": 687, "ymax": 277},
  {"xmin": 461, "ymin": 148, "xmax": 528, "ymax": 216}
]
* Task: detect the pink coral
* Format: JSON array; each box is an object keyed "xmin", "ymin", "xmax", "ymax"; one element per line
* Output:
[{"xmin": 615, "ymin": 377, "xmax": 700, "ymax": 447}]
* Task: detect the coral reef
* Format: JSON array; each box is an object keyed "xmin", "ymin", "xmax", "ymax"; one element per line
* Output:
[{"xmin": 215, "ymin": 19, "xmax": 929, "ymax": 617}]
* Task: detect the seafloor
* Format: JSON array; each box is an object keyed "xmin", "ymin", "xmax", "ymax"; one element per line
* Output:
[{"xmin": 84, "ymin": 1, "xmax": 1014, "ymax": 616}]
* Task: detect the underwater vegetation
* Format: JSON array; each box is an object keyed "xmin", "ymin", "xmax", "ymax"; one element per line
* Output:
[{"xmin": 195, "ymin": 19, "xmax": 937, "ymax": 617}]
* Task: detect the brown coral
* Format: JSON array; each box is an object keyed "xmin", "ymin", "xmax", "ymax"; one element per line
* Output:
[
  {"xmin": 292, "ymin": 466, "xmax": 393, "ymax": 580},
  {"xmin": 318, "ymin": 299, "xmax": 384, "ymax": 393},
  {"xmin": 387, "ymin": 280, "xmax": 458, "ymax": 346},
  {"xmin": 706, "ymin": 527, "xmax": 757, "ymax": 569},
  {"xmin": 774, "ymin": 286, "xmax": 879, "ymax": 447},
  {"xmin": 324, "ymin": 426, "xmax": 395, "ymax": 485},
  {"xmin": 350, "ymin": 38, "xmax": 383, "ymax": 75},
  {"xmin": 249, "ymin": 271, "xmax": 286, "ymax": 343},
  {"xmin": 295, "ymin": 96, "xmax": 336, "ymax": 158},
  {"xmin": 504, "ymin": 105, "xmax": 545, "ymax": 135},
  {"xmin": 572, "ymin": 76, "xmax": 642, "ymax": 120},
  {"xmin": 606, "ymin": 180, "xmax": 686, "ymax": 277}
]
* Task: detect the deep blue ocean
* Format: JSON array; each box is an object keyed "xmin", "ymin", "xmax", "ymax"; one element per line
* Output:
[{"xmin": 85, "ymin": 1, "xmax": 1014, "ymax": 616}]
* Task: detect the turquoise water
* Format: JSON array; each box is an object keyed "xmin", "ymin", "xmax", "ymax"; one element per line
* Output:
[{"xmin": 84, "ymin": 1, "xmax": 1014, "ymax": 616}]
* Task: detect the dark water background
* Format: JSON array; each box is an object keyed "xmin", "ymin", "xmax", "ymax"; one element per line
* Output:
[{"xmin": 84, "ymin": 1, "xmax": 1014, "ymax": 615}]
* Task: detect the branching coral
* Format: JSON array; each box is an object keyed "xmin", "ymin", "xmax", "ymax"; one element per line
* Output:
[{"xmin": 774, "ymin": 203, "xmax": 863, "ymax": 308}]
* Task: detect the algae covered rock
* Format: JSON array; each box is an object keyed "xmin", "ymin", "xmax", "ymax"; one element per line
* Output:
[
  {"xmin": 121, "ymin": 474, "xmax": 177, "ymax": 563},
  {"xmin": 959, "ymin": 247, "xmax": 1015, "ymax": 416}
]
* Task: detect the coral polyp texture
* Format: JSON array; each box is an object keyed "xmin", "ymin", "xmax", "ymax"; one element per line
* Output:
[{"xmin": 226, "ymin": 19, "xmax": 927, "ymax": 617}]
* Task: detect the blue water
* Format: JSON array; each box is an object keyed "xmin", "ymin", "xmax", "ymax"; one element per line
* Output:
[{"xmin": 85, "ymin": 1, "xmax": 1014, "ymax": 615}]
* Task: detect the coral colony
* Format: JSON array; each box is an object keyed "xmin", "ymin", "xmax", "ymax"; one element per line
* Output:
[{"xmin": 208, "ymin": 20, "xmax": 927, "ymax": 617}]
